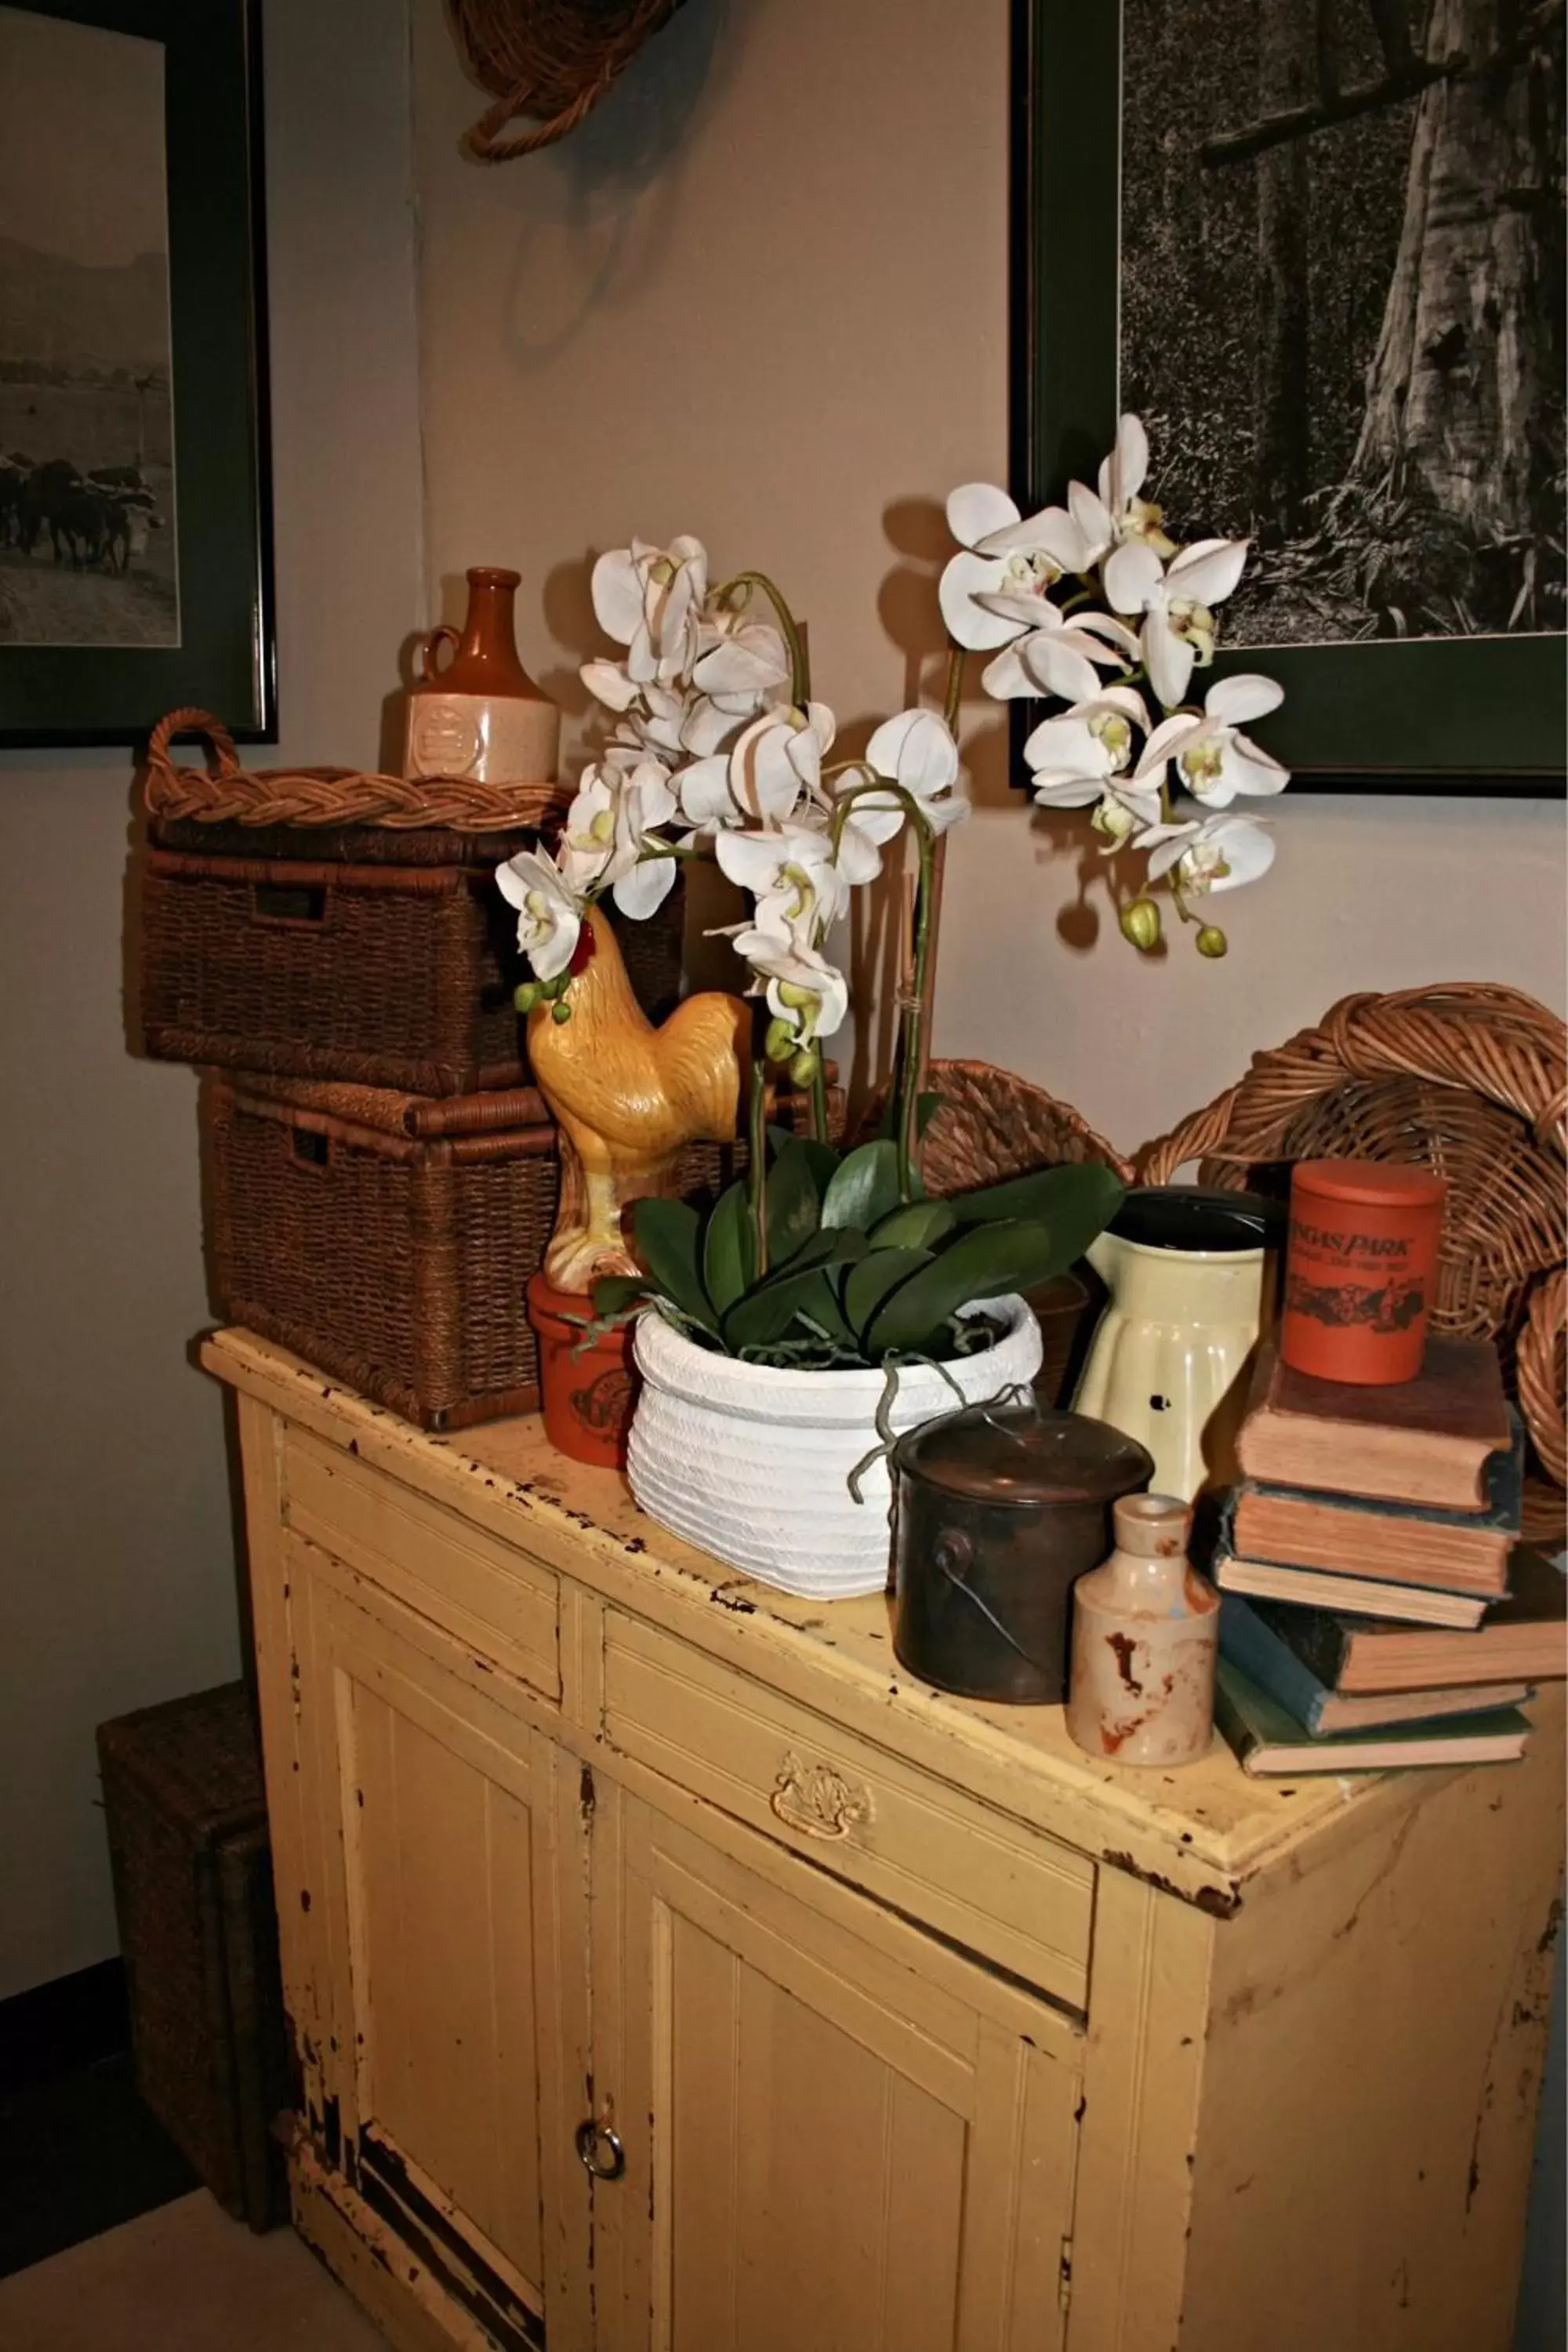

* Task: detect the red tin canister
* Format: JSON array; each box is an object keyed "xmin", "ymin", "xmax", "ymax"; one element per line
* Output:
[{"xmin": 1280, "ymin": 1160, "xmax": 1447, "ymax": 1385}]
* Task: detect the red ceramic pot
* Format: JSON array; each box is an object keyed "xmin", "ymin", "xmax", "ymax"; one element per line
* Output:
[
  {"xmin": 1280, "ymin": 1160, "xmax": 1447, "ymax": 1385},
  {"xmin": 526, "ymin": 1272, "xmax": 637, "ymax": 1468}
]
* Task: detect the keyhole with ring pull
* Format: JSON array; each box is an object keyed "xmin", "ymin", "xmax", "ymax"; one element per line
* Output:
[{"xmin": 575, "ymin": 2116, "xmax": 626, "ymax": 2180}]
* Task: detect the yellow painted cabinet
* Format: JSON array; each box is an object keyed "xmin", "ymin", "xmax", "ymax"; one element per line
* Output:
[
  {"xmin": 585, "ymin": 1784, "xmax": 1081, "ymax": 2352},
  {"xmin": 219, "ymin": 1338, "xmax": 1566, "ymax": 2352}
]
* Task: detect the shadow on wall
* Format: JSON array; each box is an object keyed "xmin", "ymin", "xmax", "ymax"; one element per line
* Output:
[{"xmin": 469, "ymin": 0, "xmax": 740, "ymax": 366}]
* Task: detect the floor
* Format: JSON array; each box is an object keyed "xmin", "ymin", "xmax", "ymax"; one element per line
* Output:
[
  {"xmin": 0, "ymin": 2190, "xmax": 390, "ymax": 2351},
  {"xmin": 0, "ymin": 2049, "xmax": 198, "ymax": 2278}
]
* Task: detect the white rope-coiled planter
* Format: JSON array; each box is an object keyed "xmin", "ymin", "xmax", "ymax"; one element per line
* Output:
[{"xmin": 626, "ymin": 1295, "xmax": 1044, "ymax": 1599}]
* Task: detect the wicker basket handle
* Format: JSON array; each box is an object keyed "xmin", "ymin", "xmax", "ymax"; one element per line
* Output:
[{"xmin": 147, "ymin": 706, "xmax": 241, "ymax": 781}]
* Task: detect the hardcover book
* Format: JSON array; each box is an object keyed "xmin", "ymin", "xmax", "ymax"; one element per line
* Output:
[
  {"xmin": 1240, "ymin": 1548, "xmax": 1566, "ymax": 1695},
  {"xmin": 1214, "ymin": 1657, "xmax": 1531, "ymax": 1777},
  {"xmin": 1210, "ymin": 1548, "xmax": 1489, "ymax": 1630},
  {"xmin": 1236, "ymin": 1338, "xmax": 1512, "ymax": 1514},
  {"xmin": 1229, "ymin": 1424, "xmax": 1522, "ymax": 1596},
  {"xmin": 1218, "ymin": 1592, "xmax": 1529, "ymax": 1734}
]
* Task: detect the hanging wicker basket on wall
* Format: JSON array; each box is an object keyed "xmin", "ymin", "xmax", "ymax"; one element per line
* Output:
[{"xmin": 446, "ymin": 0, "xmax": 688, "ymax": 162}]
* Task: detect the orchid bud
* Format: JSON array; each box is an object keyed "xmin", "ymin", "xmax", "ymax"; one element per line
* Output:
[
  {"xmin": 550, "ymin": 998, "xmax": 572, "ymax": 1025},
  {"xmin": 789, "ymin": 1048, "xmax": 820, "ymax": 1088},
  {"xmin": 764, "ymin": 1016, "xmax": 796, "ymax": 1065},
  {"xmin": 775, "ymin": 981, "xmax": 815, "ymax": 1011},
  {"xmin": 1196, "ymin": 924, "xmax": 1229, "ymax": 960},
  {"xmin": 1120, "ymin": 898, "xmax": 1163, "ymax": 953},
  {"xmin": 514, "ymin": 981, "xmax": 540, "ymax": 1014}
]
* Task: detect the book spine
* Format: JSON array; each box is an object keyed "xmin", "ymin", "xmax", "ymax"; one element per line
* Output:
[{"xmin": 1218, "ymin": 1597, "xmax": 1328, "ymax": 1732}]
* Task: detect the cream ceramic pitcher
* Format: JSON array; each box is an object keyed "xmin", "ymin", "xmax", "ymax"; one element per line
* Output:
[{"xmin": 1072, "ymin": 1189, "xmax": 1280, "ymax": 1501}]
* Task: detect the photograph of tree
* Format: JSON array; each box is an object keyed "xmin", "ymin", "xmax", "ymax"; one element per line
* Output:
[
  {"xmin": 0, "ymin": 4, "xmax": 180, "ymax": 650},
  {"xmin": 1120, "ymin": 0, "xmax": 1566, "ymax": 652}
]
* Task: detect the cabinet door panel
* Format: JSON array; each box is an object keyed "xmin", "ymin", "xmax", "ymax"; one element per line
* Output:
[
  {"xmin": 592, "ymin": 1788, "xmax": 1081, "ymax": 2352},
  {"xmin": 292, "ymin": 1534, "xmax": 557, "ymax": 2325}
]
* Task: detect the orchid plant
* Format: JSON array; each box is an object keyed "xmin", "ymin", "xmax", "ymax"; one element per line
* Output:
[
  {"xmin": 497, "ymin": 531, "xmax": 969, "ymax": 1205},
  {"xmin": 495, "ymin": 414, "xmax": 1287, "ymax": 1325},
  {"xmin": 941, "ymin": 412, "xmax": 1289, "ymax": 956}
]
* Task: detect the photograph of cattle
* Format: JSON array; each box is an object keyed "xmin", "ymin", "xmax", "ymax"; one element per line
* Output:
[{"xmin": 0, "ymin": 4, "xmax": 179, "ymax": 648}]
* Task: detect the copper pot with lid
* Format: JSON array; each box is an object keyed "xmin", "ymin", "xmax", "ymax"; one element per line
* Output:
[{"xmin": 891, "ymin": 1396, "xmax": 1153, "ymax": 1704}]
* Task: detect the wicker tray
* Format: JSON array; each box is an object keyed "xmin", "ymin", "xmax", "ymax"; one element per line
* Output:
[{"xmin": 1138, "ymin": 983, "xmax": 1566, "ymax": 1542}]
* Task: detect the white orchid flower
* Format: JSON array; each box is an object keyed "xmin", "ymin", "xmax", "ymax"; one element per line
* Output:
[
  {"xmin": 1065, "ymin": 415, "xmax": 1178, "ymax": 569},
  {"xmin": 1103, "ymin": 536, "xmax": 1250, "ymax": 710},
  {"xmin": 979, "ymin": 602, "xmax": 1138, "ymax": 704},
  {"xmin": 590, "ymin": 535, "xmax": 709, "ymax": 685},
  {"xmin": 691, "ymin": 618, "xmax": 790, "ymax": 713},
  {"xmin": 495, "ymin": 847, "xmax": 583, "ymax": 982},
  {"xmin": 728, "ymin": 924, "xmax": 850, "ymax": 1045},
  {"xmin": 557, "ymin": 770, "xmax": 619, "ymax": 894},
  {"xmin": 938, "ymin": 483, "xmax": 1091, "ymax": 651},
  {"xmin": 714, "ymin": 821, "xmax": 851, "ymax": 933},
  {"xmin": 580, "ymin": 656, "xmax": 639, "ymax": 714},
  {"xmin": 604, "ymin": 760, "xmax": 680, "ymax": 920},
  {"xmin": 1144, "ymin": 811, "xmax": 1276, "ymax": 899},
  {"xmin": 1023, "ymin": 688, "xmax": 1162, "ymax": 841},
  {"xmin": 678, "ymin": 702, "xmax": 835, "ymax": 834},
  {"xmin": 1133, "ymin": 675, "xmax": 1289, "ymax": 807},
  {"xmin": 835, "ymin": 709, "xmax": 969, "ymax": 879}
]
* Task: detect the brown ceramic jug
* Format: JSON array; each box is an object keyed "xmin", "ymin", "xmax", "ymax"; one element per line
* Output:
[{"xmin": 405, "ymin": 566, "xmax": 561, "ymax": 788}]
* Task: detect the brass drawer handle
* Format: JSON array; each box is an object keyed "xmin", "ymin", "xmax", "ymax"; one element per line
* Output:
[
  {"xmin": 575, "ymin": 2118, "xmax": 625, "ymax": 2180},
  {"xmin": 769, "ymin": 1751, "xmax": 873, "ymax": 1842}
]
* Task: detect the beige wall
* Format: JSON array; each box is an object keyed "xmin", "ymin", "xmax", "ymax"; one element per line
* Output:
[
  {"xmin": 0, "ymin": 0, "xmax": 424, "ymax": 1997},
  {"xmin": 413, "ymin": 0, "xmax": 1564, "ymax": 1158}
]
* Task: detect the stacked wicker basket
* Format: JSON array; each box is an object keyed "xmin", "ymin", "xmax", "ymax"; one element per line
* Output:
[{"xmin": 137, "ymin": 710, "xmax": 684, "ymax": 1430}]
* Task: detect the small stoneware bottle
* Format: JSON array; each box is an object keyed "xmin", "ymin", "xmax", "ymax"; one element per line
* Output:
[
  {"xmin": 404, "ymin": 566, "xmax": 560, "ymax": 788},
  {"xmin": 1066, "ymin": 1493, "xmax": 1218, "ymax": 1766}
]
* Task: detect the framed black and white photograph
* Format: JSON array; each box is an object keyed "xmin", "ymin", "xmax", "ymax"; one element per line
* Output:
[
  {"xmin": 1014, "ymin": 0, "xmax": 1566, "ymax": 790},
  {"xmin": 0, "ymin": 0, "xmax": 273, "ymax": 745}
]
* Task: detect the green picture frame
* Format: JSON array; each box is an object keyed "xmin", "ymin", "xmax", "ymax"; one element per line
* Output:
[
  {"xmin": 1012, "ymin": 0, "xmax": 1565, "ymax": 795},
  {"xmin": 0, "ymin": 0, "xmax": 274, "ymax": 746}
]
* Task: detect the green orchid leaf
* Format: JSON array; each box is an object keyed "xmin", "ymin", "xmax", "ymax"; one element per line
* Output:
[
  {"xmin": 841, "ymin": 1246, "xmax": 935, "ymax": 1345},
  {"xmin": 869, "ymin": 1198, "xmax": 957, "ymax": 1252},
  {"xmin": 820, "ymin": 1138, "xmax": 901, "ymax": 1233},
  {"xmin": 916, "ymin": 1089, "xmax": 942, "ymax": 1139},
  {"xmin": 591, "ymin": 1274, "xmax": 651, "ymax": 1320},
  {"xmin": 865, "ymin": 1219, "xmax": 1068, "ymax": 1358},
  {"xmin": 721, "ymin": 1231, "xmax": 867, "ymax": 1351},
  {"xmin": 702, "ymin": 1181, "xmax": 757, "ymax": 1317},
  {"xmin": 768, "ymin": 1124, "xmax": 840, "ymax": 1187},
  {"xmin": 949, "ymin": 1162, "xmax": 1124, "ymax": 1259},
  {"xmin": 630, "ymin": 1196, "xmax": 715, "ymax": 1330},
  {"xmin": 766, "ymin": 1138, "xmax": 826, "ymax": 1266}
]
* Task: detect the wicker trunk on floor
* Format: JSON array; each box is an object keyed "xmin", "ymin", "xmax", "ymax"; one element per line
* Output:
[{"xmin": 96, "ymin": 1681, "xmax": 289, "ymax": 2233}]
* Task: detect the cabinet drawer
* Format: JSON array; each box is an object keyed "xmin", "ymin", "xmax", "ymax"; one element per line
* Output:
[
  {"xmin": 600, "ymin": 1610, "xmax": 1093, "ymax": 2010},
  {"xmin": 281, "ymin": 1428, "xmax": 561, "ymax": 1704}
]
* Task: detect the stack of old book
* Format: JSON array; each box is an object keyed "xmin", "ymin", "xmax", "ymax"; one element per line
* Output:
[{"xmin": 1210, "ymin": 1336, "xmax": 1566, "ymax": 1775}]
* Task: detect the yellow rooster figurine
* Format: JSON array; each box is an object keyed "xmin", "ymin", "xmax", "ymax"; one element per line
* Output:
[{"xmin": 526, "ymin": 905, "xmax": 749, "ymax": 1292}]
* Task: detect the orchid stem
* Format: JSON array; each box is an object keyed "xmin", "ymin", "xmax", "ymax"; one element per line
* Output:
[
  {"xmin": 748, "ymin": 1057, "xmax": 769, "ymax": 1278},
  {"xmin": 942, "ymin": 642, "xmax": 965, "ymax": 736},
  {"xmin": 895, "ymin": 819, "xmax": 938, "ymax": 1203},
  {"xmin": 810, "ymin": 1062, "xmax": 829, "ymax": 1146},
  {"xmin": 718, "ymin": 570, "xmax": 810, "ymax": 707}
]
